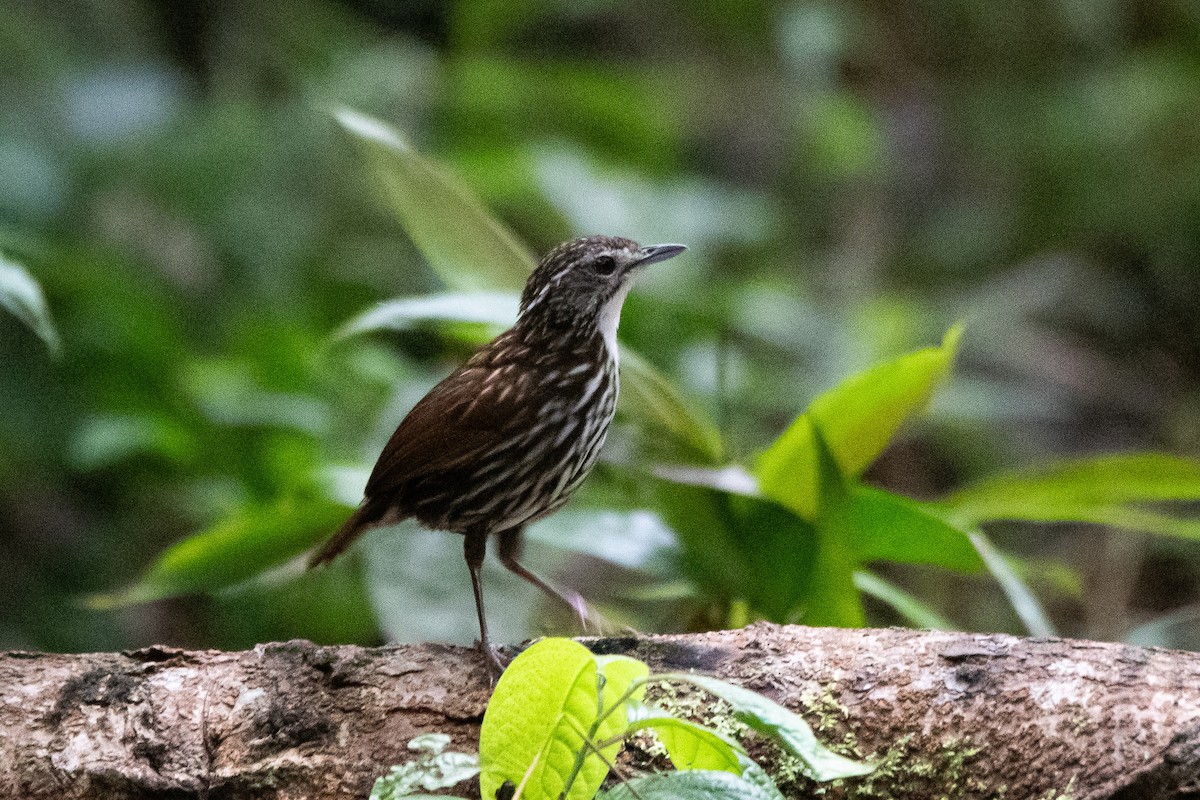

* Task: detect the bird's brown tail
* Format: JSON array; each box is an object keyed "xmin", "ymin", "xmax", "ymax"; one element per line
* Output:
[{"xmin": 308, "ymin": 501, "xmax": 390, "ymax": 568}]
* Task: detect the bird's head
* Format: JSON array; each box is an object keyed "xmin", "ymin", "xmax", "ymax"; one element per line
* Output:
[{"xmin": 518, "ymin": 236, "xmax": 686, "ymax": 343}]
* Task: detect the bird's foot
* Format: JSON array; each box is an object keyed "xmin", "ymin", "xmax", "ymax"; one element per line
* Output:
[
  {"xmin": 563, "ymin": 591, "xmax": 611, "ymax": 636},
  {"xmin": 478, "ymin": 640, "xmax": 508, "ymax": 683}
]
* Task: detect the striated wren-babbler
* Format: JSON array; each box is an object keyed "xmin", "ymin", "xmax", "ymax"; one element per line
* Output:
[{"xmin": 309, "ymin": 235, "xmax": 686, "ymax": 673}]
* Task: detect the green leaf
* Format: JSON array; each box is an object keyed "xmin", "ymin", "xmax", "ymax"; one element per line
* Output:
[
  {"xmin": 0, "ymin": 253, "xmax": 60, "ymax": 355},
  {"xmin": 87, "ymin": 497, "xmax": 347, "ymax": 608},
  {"xmin": 853, "ymin": 571, "xmax": 956, "ymax": 630},
  {"xmin": 620, "ymin": 348, "xmax": 724, "ymax": 463},
  {"xmin": 941, "ymin": 452, "xmax": 1200, "ymax": 540},
  {"xmin": 369, "ymin": 733, "xmax": 479, "ymax": 800},
  {"xmin": 968, "ymin": 529, "xmax": 1055, "ymax": 637},
  {"xmin": 626, "ymin": 713, "xmax": 744, "ymax": 774},
  {"xmin": 654, "ymin": 480, "xmax": 817, "ymax": 622},
  {"xmin": 733, "ymin": 753, "xmax": 788, "ymax": 800},
  {"xmin": 663, "ymin": 674, "xmax": 875, "ymax": 782},
  {"xmin": 479, "ymin": 639, "xmax": 611, "ymax": 800},
  {"xmin": 336, "ymin": 108, "xmax": 534, "ymax": 291},
  {"xmin": 336, "ymin": 292, "xmax": 519, "ymax": 340},
  {"xmin": 756, "ymin": 324, "xmax": 962, "ymax": 519},
  {"xmin": 845, "ymin": 486, "xmax": 981, "ymax": 572},
  {"xmin": 804, "ymin": 429, "xmax": 868, "ymax": 628},
  {"xmin": 595, "ymin": 654, "xmax": 650, "ymax": 714},
  {"xmin": 598, "ymin": 770, "xmax": 783, "ymax": 800}
]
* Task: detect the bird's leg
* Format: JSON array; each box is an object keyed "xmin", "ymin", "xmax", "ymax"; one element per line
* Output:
[
  {"xmin": 464, "ymin": 533, "xmax": 504, "ymax": 678},
  {"xmin": 497, "ymin": 527, "xmax": 606, "ymax": 634}
]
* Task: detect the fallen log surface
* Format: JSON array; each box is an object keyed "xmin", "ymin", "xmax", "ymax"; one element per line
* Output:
[{"xmin": 2, "ymin": 623, "xmax": 1198, "ymax": 799}]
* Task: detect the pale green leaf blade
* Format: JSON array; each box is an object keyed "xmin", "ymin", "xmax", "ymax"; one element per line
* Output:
[
  {"xmin": 336, "ymin": 292, "xmax": 519, "ymax": 340},
  {"xmin": 620, "ymin": 347, "xmax": 724, "ymax": 463},
  {"xmin": 756, "ymin": 325, "xmax": 962, "ymax": 519},
  {"xmin": 480, "ymin": 639, "xmax": 609, "ymax": 800},
  {"xmin": 0, "ymin": 253, "xmax": 60, "ymax": 355},
  {"xmin": 969, "ymin": 529, "xmax": 1055, "ymax": 636},
  {"xmin": 663, "ymin": 674, "xmax": 875, "ymax": 782},
  {"xmin": 599, "ymin": 770, "xmax": 782, "ymax": 800},
  {"xmin": 87, "ymin": 498, "xmax": 348, "ymax": 608},
  {"xmin": 942, "ymin": 453, "xmax": 1200, "ymax": 539},
  {"xmin": 626, "ymin": 714, "xmax": 744, "ymax": 774},
  {"xmin": 853, "ymin": 571, "xmax": 956, "ymax": 630},
  {"xmin": 336, "ymin": 108, "xmax": 534, "ymax": 291}
]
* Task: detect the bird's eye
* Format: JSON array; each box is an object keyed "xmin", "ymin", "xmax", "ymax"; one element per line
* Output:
[{"xmin": 593, "ymin": 255, "xmax": 617, "ymax": 276}]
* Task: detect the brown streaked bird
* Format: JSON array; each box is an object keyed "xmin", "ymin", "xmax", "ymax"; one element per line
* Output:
[{"xmin": 309, "ymin": 235, "xmax": 686, "ymax": 673}]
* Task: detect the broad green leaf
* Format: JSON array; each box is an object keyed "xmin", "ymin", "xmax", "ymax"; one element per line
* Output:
[
  {"xmin": 336, "ymin": 108, "xmax": 533, "ymax": 291},
  {"xmin": 0, "ymin": 253, "xmax": 60, "ymax": 355},
  {"xmin": 853, "ymin": 571, "xmax": 956, "ymax": 630},
  {"xmin": 626, "ymin": 713, "xmax": 744, "ymax": 774},
  {"xmin": 655, "ymin": 480, "xmax": 817, "ymax": 622},
  {"xmin": 369, "ymin": 733, "xmax": 479, "ymax": 800},
  {"xmin": 756, "ymin": 324, "xmax": 962, "ymax": 519},
  {"xmin": 969, "ymin": 529, "xmax": 1055, "ymax": 636},
  {"xmin": 479, "ymin": 639, "xmax": 611, "ymax": 800},
  {"xmin": 87, "ymin": 497, "xmax": 348, "ymax": 608},
  {"xmin": 845, "ymin": 485, "xmax": 981, "ymax": 572},
  {"xmin": 805, "ymin": 517, "xmax": 866, "ymax": 628},
  {"xmin": 599, "ymin": 769, "xmax": 783, "ymax": 800},
  {"xmin": 942, "ymin": 452, "xmax": 1200, "ymax": 540},
  {"xmin": 661, "ymin": 674, "xmax": 875, "ymax": 782},
  {"xmin": 620, "ymin": 348, "xmax": 724, "ymax": 462},
  {"xmin": 336, "ymin": 292, "xmax": 519, "ymax": 340},
  {"xmin": 805, "ymin": 429, "xmax": 868, "ymax": 628}
]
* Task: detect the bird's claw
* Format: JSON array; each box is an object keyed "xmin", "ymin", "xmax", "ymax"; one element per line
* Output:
[
  {"xmin": 563, "ymin": 591, "xmax": 609, "ymax": 635},
  {"xmin": 479, "ymin": 641, "xmax": 508, "ymax": 682}
]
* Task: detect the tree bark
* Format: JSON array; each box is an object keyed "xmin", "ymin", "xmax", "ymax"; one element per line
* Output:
[{"xmin": 2, "ymin": 624, "xmax": 1198, "ymax": 800}]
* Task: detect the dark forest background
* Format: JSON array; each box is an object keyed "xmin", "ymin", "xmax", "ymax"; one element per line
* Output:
[{"xmin": 1, "ymin": 0, "xmax": 1198, "ymax": 655}]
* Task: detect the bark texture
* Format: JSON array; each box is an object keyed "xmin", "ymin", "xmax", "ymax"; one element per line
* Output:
[{"xmin": 2, "ymin": 624, "xmax": 1198, "ymax": 800}]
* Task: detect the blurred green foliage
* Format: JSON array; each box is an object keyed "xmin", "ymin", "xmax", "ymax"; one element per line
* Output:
[{"xmin": 1, "ymin": 0, "xmax": 1199, "ymax": 654}]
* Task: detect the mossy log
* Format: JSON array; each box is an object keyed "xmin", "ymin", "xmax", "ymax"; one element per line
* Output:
[{"xmin": 2, "ymin": 623, "xmax": 1198, "ymax": 799}]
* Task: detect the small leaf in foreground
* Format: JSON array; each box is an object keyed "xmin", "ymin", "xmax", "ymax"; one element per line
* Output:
[
  {"xmin": 662, "ymin": 673, "xmax": 875, "ymax": 782},
  {"xmin": 479, "ymin": 638, "xmax": 608, "ymax": 800},
  {"xmin": 368, "ymin": 733, "xmax": 478, "ymax": 800},
  {"xmin": 595, "ymin": 654, "xmax": 650, "ymax": 716},
  {"xmin": 598, "ymin": 769, "xmax": 785, "ymax": 800},
  {"xmin": 626, "ymin": 713, "xmax": 744, "ymax": 774}
]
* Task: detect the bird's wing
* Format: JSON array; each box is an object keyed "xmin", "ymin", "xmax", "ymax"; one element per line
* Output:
[{"xmin": 364, "ymin": 336, "xmax": 538, "ymax": 499}]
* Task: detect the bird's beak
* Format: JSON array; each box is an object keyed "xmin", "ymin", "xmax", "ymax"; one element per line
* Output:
[{"xmin": 635, "ymin": 243, "xmax": 688, "ymax": 267}]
